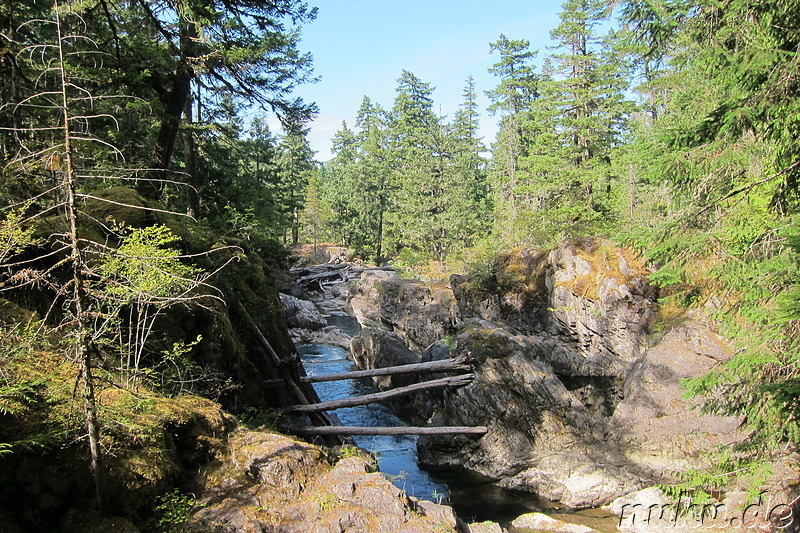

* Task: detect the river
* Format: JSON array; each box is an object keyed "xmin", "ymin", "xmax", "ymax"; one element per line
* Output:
[{"xmin": 297, "ymin": 314, "xmax": 619, "ymax": 531}]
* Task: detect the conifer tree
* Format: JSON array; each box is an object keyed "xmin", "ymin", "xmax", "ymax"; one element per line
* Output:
[
  {"xmin": 300, "ymin": 169, "xmax": 330, "ymax": 252},
  {"xmin": 388, "ymin": 70, "xmax": 439, "ymax": 255},
  {"xmin": 448, "ymin": 77, "xmax": 491, "ymax": 247},
  {"xmin": 619, "ymin": 0, "xmax": 800, "ymax": 465},
  {"xmin": 276, "ymin": 123, "xmax": 316, "ymax": 246},
  {"xmin": 355, "ymin": 98, "xmax": 393, "ymax": 262},
  {"xmin": 324, "ymin": 121, "xmax": 361, "ymax": 248},
  {"xmin": 517, "ymin": 0, "xmax": 631, "ymax": 241},
  {"xmin": 322, "ymin": 101, "xmax": 393, "ymax": 261},
  {"xmin": 486, "ymin": 35, "xmax": 539, "ymax": 236},
  {"xmin": 112, "ymin": 0, "xmax": 319, "ymax": 200}
]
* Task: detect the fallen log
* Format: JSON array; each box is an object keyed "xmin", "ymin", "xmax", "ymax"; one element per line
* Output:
[
  {"xmin": 288, "ymin": 426, "xmax": 488, "ymax": 436},
  {"xmin": 300, "ymin": 356, "xmax": 470, "ymax": 383},
  {"xmin": 237, "ymin": 302, "xmax": 341, "ymax": 444},
  {"xmin": 296, "ymin": 263, "xmax": 350, "ymax": 276},
  {"xmin": 285, "ymin": 374, "xmax": 474, "ymax": 414},
  {"xmin": 349, "ymin": 266, "xmax": 397, "ymax": 275},
  {"xmin": 297, "ymin": 270, "xmax": 347, "ymax": 282}
]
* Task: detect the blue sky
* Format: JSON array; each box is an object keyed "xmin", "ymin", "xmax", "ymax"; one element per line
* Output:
[{"xmin": 292, "ymin": 1, "xmax": 567, "ymax": 161}]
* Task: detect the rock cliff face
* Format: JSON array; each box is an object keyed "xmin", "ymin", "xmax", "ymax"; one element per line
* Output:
[
  {"xmin": 349, "ymin": 270, "xmax": 460, "ymax": 353},
  {"xmin": 347, "ymin": 238, "xmax": 749, "ymax": 509}
]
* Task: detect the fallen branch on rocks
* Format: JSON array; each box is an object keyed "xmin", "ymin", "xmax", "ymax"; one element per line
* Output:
[
  {"xmin": 285, "ymin": 374, "xmax": 474, "ymax": 414},
  {"xmin": 296, "ymin": 268, "xmax": 349, "ymax": 285},
  {"xmin": 290, "ymin": 262, "xmax": 350, "ymax": 275},
  {"xmin": 236, "ymin": 302, "xmax": 341, "ymax": 443}
]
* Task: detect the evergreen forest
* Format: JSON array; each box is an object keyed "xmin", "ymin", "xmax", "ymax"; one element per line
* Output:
[{"xmin": 1, "ymin": 0, "xmax": 799, "ymax": 528}]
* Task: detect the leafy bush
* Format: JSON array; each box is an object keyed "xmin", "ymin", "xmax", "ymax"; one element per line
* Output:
[{"xmin": 153, "ymin": 489, "xmax": 197, "ymax": 533}]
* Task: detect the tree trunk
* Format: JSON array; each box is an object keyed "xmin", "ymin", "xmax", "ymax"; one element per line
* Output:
[
  {"xmin": 183, "ymin": 92, "xmax": 200, "ymax": 218},
  {"xmin": 375, "ymin": 194, "xmax": 384, "ymax": 264},
  {"xmin": 286, "ymin": 374, "xmax": 474, "ymax": 414},
  {"xmin": 629, "ymin": 162, "xmax": 636, "ymax": 217},
  {"xmin": 140, "ymin": 20, "xmax": 196, "ymax": 201},
  {"xmin": 289, "ymin": 426, "xmax": 488, "ymax": 436},
  {"xmin": 292, "ymin": 205, "xmax": 300, "ymax": 246},
  {"xmin": 56, "ymin": 11, "xmax": 110, "ymax": 510},
  {"xmin": 298, "ymin": 356, "xmax": 470, "ymax": 383},
  {"xmin": 141, "ymin": 69, "xmax": 191, "ymax": 200}
]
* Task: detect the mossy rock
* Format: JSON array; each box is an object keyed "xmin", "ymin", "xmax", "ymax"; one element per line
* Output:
[
  {"xmin": 81, "ymin": 186, "xmax": 159, "ymax": 229},
  {"xmin": 0, "ymin": 298, "xmax": 34, "ymax": 326}
]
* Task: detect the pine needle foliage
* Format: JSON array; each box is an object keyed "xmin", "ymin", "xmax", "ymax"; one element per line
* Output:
[{"xmin": 618, "ymin": 0, "xmax": 800, "ymax": 475}]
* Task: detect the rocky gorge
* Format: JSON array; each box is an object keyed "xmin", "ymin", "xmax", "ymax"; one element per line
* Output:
[
  {"xmin": 5, "ymin": 231, "xmax": 794, "ymax": 532},
  {"xmin": 326, "ymin": 238, "xmax": 799, "ymax": 530}
]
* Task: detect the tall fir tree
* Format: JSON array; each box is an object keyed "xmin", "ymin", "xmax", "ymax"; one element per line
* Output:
[
  {"xmin": 449, "ymin": 77, "xmax": 491, "ymax": 247},
  {"xmin": 324, "ymin": 121, "xmax": 362, "ymax": 248},
  {"xmin": 387, "ymin": 70, "xmax": 439, "ymax": 256},
  {"xmin": 355, "ymin": 98, "xmax": 393, "ymax": 262},
  {"xmin": 486, "ymin": 35, "xmax": 539, "ymax": 238},
  {"xmin": 276, "ymin": 123, "xmax": 316, "ymax": 246},
  {"xmin": 524, "ymin": 0, "xmax": 632, "ymax": 240}
]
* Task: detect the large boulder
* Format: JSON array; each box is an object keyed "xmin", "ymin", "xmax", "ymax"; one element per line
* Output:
[
  {"xmin": 350, "ymin": 327, "xmax": 419, "ymax": 390},
  {"xmin": 610, "ymin": 313, "xmax": 745, "ymax": 476},
  {"xmin": 451, "ymin": 239, "xmax": 656, "ymax": 377},
  {"xmin": 416, "ymin": 320, "xmax": 644, "ymax": 508},
  {"xmin": 188, "ymin": 429, "xmax": 496, "ymax": 533},
  {"xmin": 510, "ymin": 512, "xmax": 595, "ymax": 532},
  {"xmin": 280, "ymin": 293, "xmax": 328, "ymax": 330},
  {"xmin": 348, "ymin": 271, "xmax": 460, "ymax": 353}
]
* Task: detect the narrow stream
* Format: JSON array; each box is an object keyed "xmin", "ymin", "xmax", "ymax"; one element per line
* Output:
[
  {"xmin": 297, "ymin": 314, "xmax": 451, "ymax": 502},
  {"xmin": 297, "ymin": 314, "xmax": 619, "ymax": 531}
]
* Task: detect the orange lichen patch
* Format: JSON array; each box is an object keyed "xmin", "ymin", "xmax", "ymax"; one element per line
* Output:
[{"xmin": 553, "ymin": 238, "xmax": 652, "ymax": 301}]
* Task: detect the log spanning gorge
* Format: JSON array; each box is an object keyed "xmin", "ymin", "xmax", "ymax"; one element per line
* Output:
[{"xmin": 277, "ymin": 241, "xmax": 798, "ymax": 532}]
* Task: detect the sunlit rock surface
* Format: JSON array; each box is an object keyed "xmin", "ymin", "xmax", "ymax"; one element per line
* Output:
[
  {"xmin": 188, "ymin": 430, "xmax": 498, "ymax": 533},
  {"xmin": 347, "ymin": 238, "xmax": 751, "ymax": 509}
]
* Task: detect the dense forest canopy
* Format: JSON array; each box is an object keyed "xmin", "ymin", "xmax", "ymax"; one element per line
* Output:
[{"xmin": 0, "ymin": 0, "xmax": 798, "ymax": 516}]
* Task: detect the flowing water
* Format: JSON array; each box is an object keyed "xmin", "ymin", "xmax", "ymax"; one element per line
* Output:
[
  {"xmin": 297, "ymin": 314, "xmax": 619, "ymax": 531},
  {"xmin": 297, "ymin": 314, "xmax": 451, "ymax": 502}
]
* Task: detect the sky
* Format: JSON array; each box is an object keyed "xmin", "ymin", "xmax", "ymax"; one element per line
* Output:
[{"xmin": 291, "ymin": 1, "xmax": 567, "ymax": 162}]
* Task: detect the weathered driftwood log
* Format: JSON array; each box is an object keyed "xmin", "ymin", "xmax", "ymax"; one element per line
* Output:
[
  {"xmin": 291, "ymin": 262, "xmax": 350, "ymax": 275},
  {"xmin": 288, "ymin": 426, "xmax": 488, "ymax": 436},
  {"xmin": 348, "ymin": 266, "xmax": 397, "ymax": 275},
  {"xmin": 300, "ymin": 356, "xmax": 470, "ymax": 383},
  {"xmin": 285, "ymin": 374, "xmax": 474, "ymax": 414},
  {"xmin": 296, "ymin": 269, "xmax": 349, "ymax": 284}
]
